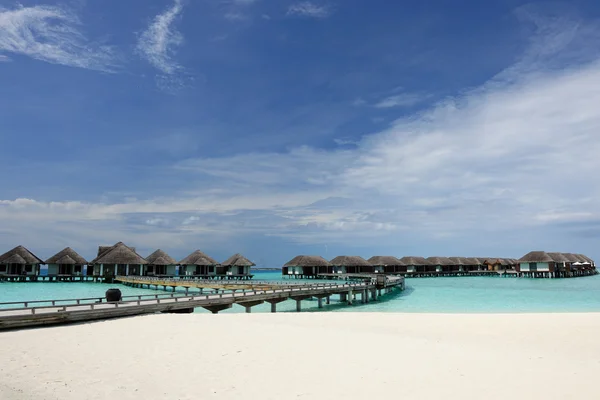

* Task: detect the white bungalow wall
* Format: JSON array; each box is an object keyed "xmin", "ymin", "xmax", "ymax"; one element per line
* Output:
[{"xmin": 519, "ymin": 262, "xmax": 550, "ymax": 272}]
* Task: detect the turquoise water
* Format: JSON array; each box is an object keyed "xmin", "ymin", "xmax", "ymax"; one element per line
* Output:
[{"xmin": 2, "ymin": 271, "xmax": 600, "ymax": 313}]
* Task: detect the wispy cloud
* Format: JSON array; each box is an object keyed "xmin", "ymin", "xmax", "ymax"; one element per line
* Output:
[
  {"xmin": 0, "ymin": 54, "xmax": 10, "ymax": 62},
  {"xmin": 137, "ymin": 0, "xmax": 185, "ymax": 75},
  {"xmin": 0, "ymin": 4, "xmax": 116, "ymax": 71},
  {"xmin": 287, "ymin": 2, "xmax": 332, "ymax": 18},
  {"xmin": 374, "ymin": 93, "xmax": 430, "ymax": 108}
]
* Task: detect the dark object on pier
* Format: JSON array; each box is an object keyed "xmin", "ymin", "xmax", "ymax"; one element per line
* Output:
[{"xmin": 105, "ymin": 288, "xmax": 122, "ymax": 302}]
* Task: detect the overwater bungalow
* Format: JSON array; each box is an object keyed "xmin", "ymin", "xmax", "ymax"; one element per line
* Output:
[
  {"xmin": 179, "ymin": 250, "xmax": 220, "ymax": 277},
  {"xmin": 516, "ymin": 251, "xmax": 554, "ymax": 277},
  {"xmin": 368, "ymin": 256, "xmax": 406, "ymax": 274},
  {"xmin": 426, "ymin": 257, "xmax": 458, "ymax": 273},
  {"xmin": 0, "ymin": 246, "xmax": 43, "ymax": 278},
  {"xmin": 330, "ymin": 256, "xmax": 372, "ymax": 274},
  {"xmin": 221, "ymin": 253, "xmax": 255, "ymax": 278},
  {"xmin": 89, "ymin": 242, "xmax": 148, "ymax": 277},
  {"xmin": 45, "ymin": 247, "xmax": 87, "ymax": 277},
  {"xmin": 399, "ymin": 256, "xmax": 432, "ymax": 274},
  {"xmin": 282, "ymin": 255, "xmax": 331, "ymax": 278},
  {"xmin": 145, "ymin": 249, "xmax": 178, "ymax": 276}
]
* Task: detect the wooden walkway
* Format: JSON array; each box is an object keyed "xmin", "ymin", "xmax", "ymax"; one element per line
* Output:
[{"xmin": 0, "ymin": 277, "xmax": 404, "ymax": 330}]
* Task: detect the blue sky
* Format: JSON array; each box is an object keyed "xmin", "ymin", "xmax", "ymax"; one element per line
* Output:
[{"xmin": 1, "ymin": 0, "xmax": 600, "ymax": 266}]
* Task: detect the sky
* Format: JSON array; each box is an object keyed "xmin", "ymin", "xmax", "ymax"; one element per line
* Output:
[{"xmin": 1, "ymin": 0, "xmax": 600, "ymax": 266}]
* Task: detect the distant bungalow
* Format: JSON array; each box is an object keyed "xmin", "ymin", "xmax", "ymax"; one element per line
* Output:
[
  {"xmin": 45, "ymin": 247, "xmax": 87, "ymax": 277},
  {"xmin": 221, "ymin": 254, "xmax": 255, "ymax": 279},
  {"xmin": 368, "ymin": 256, "xmax": 406, "ymax": 274},
  {"xmin": 145, "ymin": 249, "xmax": 178, "ymax": 276},
  {"xmin": 426, "ymin": 257, "xmax": 459, "ymax": 273},
  {"xmin": 282, "ymin": 255, "xmax": 330, "ymax": 278},
  {"xmin": 89, "ymin": 242, "xmax": 148, "ymax": 277},
  {"xmin": 0, "ymin": 246, "xmax": 43, "ymax": 278},
  {"xmin": 179, "ymin": 250, "xmax": 219, "ymax": 277},
  {"xmin": 517, "ymin": 251, "xmax": 596, "ymax": 278},
  {"xmin": 399, "ymin": 257, "xmax": 432, "ymax": 274},
  {"xmin": 330, "ymin": 256, "xmax": 372, "ymax": 274}
]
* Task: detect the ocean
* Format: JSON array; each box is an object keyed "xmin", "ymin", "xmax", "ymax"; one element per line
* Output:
[{"xmin": 2, "ymin": 271, "xmax": 600, "ymax": 313}]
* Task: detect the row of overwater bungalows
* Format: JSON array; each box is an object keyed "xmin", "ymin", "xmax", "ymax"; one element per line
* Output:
[
  {"xmin": 281, "ymin": 252, "xmax": 597, "ymax": 279},
  {"xmin": 0, "ymin": 242, "xmax": 255, "ymax": 281}
]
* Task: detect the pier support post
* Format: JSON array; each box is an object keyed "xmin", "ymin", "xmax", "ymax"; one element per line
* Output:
[
  {"xmin": 317, "ymin": 297, "xmax": 323, "ymax": 308},
  {"xmin": 238, "ymin": 300, "xmax": 264, "ymax": 313},
  {"xmin": 266, "ymin": 298, "xmax": 286, "ymax": 313},
  {"xmin": 372, "ymin": 289, "xmax": 378, "ymax": 301},
  {"xmin": 326, "ymin": 296, "xmax": 330, "ymax": 305},
  {"xmin": 340, "ymin": 293, "xmax": 347, "ymax": 302},
  {"xmin": 202, "ymin": 304, "xmax": 233, "ymax": 314},
  {"xmin": 347, "ymin": 289, "xmax": 353, "ymax": 305},
  {"xmin": 290, "ymin": 296, "xmax": 310, "ymax": 313}
]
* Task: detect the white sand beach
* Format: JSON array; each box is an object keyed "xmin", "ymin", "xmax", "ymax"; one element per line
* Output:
[{"xmin": 1, "ymin": 313, "xmax": 599, "ymax": 400}]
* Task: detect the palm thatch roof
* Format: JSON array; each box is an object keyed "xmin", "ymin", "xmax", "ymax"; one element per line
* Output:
[
  {"xmin": 399, "ymin": 256, "xmax": 431, "ymax": 266},
  {"xmin": 368, "ymin": 256, "xmax": 405, "ymax": 266},
  {"xmin": 547, "ymin": 252, "xmax": 570, "ymax": 263},
  {"xmin": 89, "ymin": 242, "xmax": 147, "ymax": 265},
  {"xmin": 448, "ymin": 257, "xmax": 468, "ymax": 265},
  {"xmin": 577, "ymin": 254, "xmax": 594, "ymax": 264},
  {"xmin": 179, "ymin": 250, "xmax": 219, "ymax": 266},
  {"xmin": 426, "ymin": 256, "xmax": 457, "ymax": 266},
  {"xmin": 146, "ymin": 249, "xmax": 177, "ymax": 266},
  {"xmin": 465, "ymin": 257, "xmax": 483, "ymax": 265},
  {"xmin": 560, "ymin": 253, "xmax": 580, "ymax": 263},
  {"xmin": 45, "ymin": 247, "xmax": 88, "ymax": 265},
  {"xmin": 0, "ymin": 246, "xmax": 44, "ymax": 265},
  {"xmin": 329, "ymin": 256, "xmax": 371, "ymax": 267},
  {"xmin": 518, "ymin": 251, "xmax": 554, "ymax": 263},
  {"xmin": 283, "ymin": 255, "xmax": 330, "ymax": 267},
  {"xmin": 222, "ymin": 254, "xmax": 255, "ymax": 267}
]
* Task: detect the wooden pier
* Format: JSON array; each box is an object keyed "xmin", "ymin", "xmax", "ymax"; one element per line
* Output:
[{"xmin": 0, "ymin": 276, "xmax": 404, "ymax": 330}]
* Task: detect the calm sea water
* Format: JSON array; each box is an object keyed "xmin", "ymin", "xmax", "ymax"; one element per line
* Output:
[{"xmin": 2, "ymin": 271, "xmax": 600, "ymax": 313}]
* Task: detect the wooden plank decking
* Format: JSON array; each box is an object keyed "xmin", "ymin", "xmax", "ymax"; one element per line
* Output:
[{"xmin": 0, "ymin": 277, "xmax": 405, "ymax": 330}]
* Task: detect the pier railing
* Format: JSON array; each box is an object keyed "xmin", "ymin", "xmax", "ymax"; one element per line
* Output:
[{"xmin": 0, "ymin": 282, "xmax": 369, "ymax": 316}]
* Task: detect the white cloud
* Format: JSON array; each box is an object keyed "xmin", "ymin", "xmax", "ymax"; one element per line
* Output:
[
  {"xmin": 287, "ymin": 2, "xmax": 332, "ymax": 18},
  {"xmin": 137, "ymin": 0, "xmax": 184, "ymax": 75},
  {"xmin": 224, "ymin": 12, "xmax": 248, "ymax": 21},
  {"xmin": 0, "ymin": 4, "xmax": 116, "ymax": 71},
  {"xmin": 374, "ymin": 93, "xmax": 430, "ymax": 108},
  {"xmin": 2, "ymin": 8, "xmax": 600, "ymax": 259},
  {"xmin": 0, "ymin": 54, "xmax": 10, "ymax": 62}
]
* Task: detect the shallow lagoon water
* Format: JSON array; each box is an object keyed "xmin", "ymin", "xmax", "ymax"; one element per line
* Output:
[{"xmin": 2, "ymin": 271, "xmax": 600, "ymax": 314}]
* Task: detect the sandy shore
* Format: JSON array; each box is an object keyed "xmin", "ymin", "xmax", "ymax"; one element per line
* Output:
[{"xmin": 1, "ymin": 313, "xmax": 599, "ymax": 400}]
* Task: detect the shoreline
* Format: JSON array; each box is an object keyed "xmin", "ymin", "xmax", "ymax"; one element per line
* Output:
[{"xmin": 2, "ymin": 312, "xmax": 599, "ymax": 399}]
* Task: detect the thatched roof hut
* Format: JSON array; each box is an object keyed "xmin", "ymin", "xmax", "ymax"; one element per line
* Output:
[
  {"xmin": 561, "ymin": 253, "xmax": 583, "ymax": 263},
  {"xmin": 518, "ymin": 251, "xmax": 554, "ymax": 263},
  {"xmin": 577, "ymin": 254, "xmax": 594, "ymax": 264},
  {"xmin": 45, "ymin": 247, "xmax": 88, "ymax": 265},
  {"xmin": 547, "ymin": 252, "xmax": 570, "ymax": 263},
  {"xmin": 283, "ymin": 255, "xmax": 330, "ymax": 276},
  {"xmin": 399, "ymin": 256, "xmax": 431, "ymax": 266},
  {"xmin": 0, "ymin": 246, "xmax": 43, "ymax": 265},
  {"xmin": 426, "ymin": 257, "xmax": 456, "ymax": 266},
  {"xmin": 179, "ymin": 250, "xmax": 219, "ymax": 266},
  {"xmin": 89, "ymin": 242, "xmax": 148, "ymax": 265},
  {"xmin": 330, "ymin": 256, "xmax": 371, "ymax": 267},
  {"xmin": 222, "ymin": 254, "xmax": 255, "ymax": 267},
  {"xmin": 284, "ymin": 255, "xmax": 331, "ymax": 267},
  {"xmin": 448, "ymin": 257, "xmax": 468, "ymax": 265},
  {"xmin": 146, "ymin": 249, "xmax": 177, "ymax": 266},
  {"xmin": 368, "ymin": 256, "xmax": 405, "ymax": 266}
]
